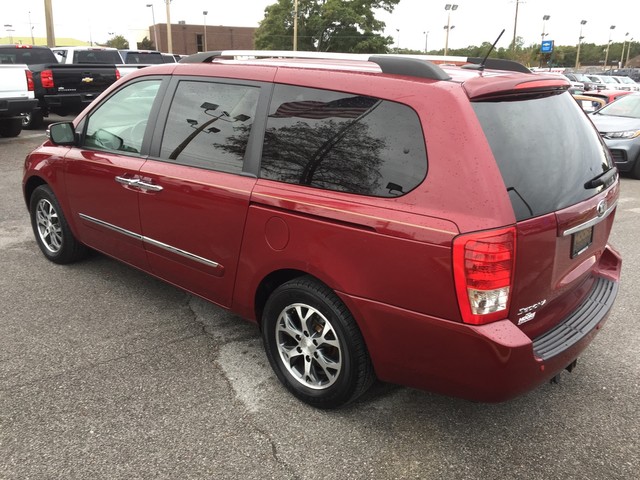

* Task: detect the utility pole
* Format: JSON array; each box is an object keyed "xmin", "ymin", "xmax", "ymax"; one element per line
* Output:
[
  {"xmin": 43, "ymin": 0, "xmax": 55, "ymax": 47},
  {"xmin": 512, "ymin": 0, "xmax": 523, "ymax": 52},
  {"xmin": 293, "ymin": 0, "xmax": 298, "ymax": 51},
  {"xmin": 166, "ymin": 0, "xmax": 173, "ymax": 53}
]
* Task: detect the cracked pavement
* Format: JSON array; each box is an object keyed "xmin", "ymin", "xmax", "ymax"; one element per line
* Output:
[{"xmin": 1, "ymin": 132, "xmax": 639, "ymax": 479}]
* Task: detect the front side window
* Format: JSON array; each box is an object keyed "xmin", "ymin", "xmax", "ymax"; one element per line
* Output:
[
  {"xmin": 159, "ymin": 80, "xmax": 259, "ymax": 174},
  {"xmin": 260, "ymin": 85, "xmax": 427, "ymax": 197},
  {"xmin": 83, "ymin": 79, "xmax": 161, "ymax": 155}
]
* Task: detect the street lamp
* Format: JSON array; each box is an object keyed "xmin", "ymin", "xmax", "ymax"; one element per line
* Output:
[
  {"xmin": 626, "ymin": 38, "xmax": 634, "ymax": 67},
  {"xmin": 444, "ymin": 4, "xmax": 458, "ymax": 56},
  {"xmin": 512, "ymin": 0, "xmax": 522, "ymax": 51},
  {"xmin": 146, "ymin": 4, "xmax": 160, "ymax": 51},
  {"xmin": 203, "ymin": 11, "xmax": 208, "ymax": 51},
  {"xmin": 395, "ymin": 28, "xmax": 400, "ymax": 52},
  {"xmin": 541, "ymin": 15, "xmax": 550, "ymax": 44},
  {"xmin": 423, "ymin": 31, "xmax": 429, "ymax": 53},
  {"xmin": 620, "ymin": 32, "xmax": 629, "ymax": 69},
  {"xmin": 603, "ymin": 25, "xmax": 615, "ymax": 72},
  {"xmin": 575, "ymin": 20, "xmax": 587, "ymax": 70}
]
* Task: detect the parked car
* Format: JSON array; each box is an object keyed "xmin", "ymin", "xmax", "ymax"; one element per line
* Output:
[
  {"xmin": 564, "ymin": 72, "xmax": 599, "ymax": 91},
  {"xmin": 590, "ymin": 92, "xmax": 640, "ymax": 178},
  {"xmin": 0, "ymin": 44, "xmax": 119, "ymax": 129},
  {"xmin": 23, "ymin": 51, "xmax": 622, "ymax": 408},
  {"xmin": 587, "ymin": 74, "xmax": 623, "ymax": 91},
  {"xmin": 572, "ymin": 94, "xmax": 607, "ymax": 112},
  {"xmin": 52, "ymin": 46, "xmax": 141, "ymax": 77},
  {"xmin": 0, "ymin": 63, "xmax": 38, "ymax": 137},
  {"xmin": 118, "ymin": 49, "xmax": 164, "ymax": 65},
  {"xmin": 582, "ymin": 89, "xmax": 632, "ymax": 105},
  {"xmin": 610, "ymin": 76, "xmax": 640, "ymax": 91}
]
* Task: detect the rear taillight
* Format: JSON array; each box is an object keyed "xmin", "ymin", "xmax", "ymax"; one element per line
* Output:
[
  {"xmin": 115, "ymin": 69, "xmax": 121, "ymax": 80},
  {"xmin": 25, "ymin": 70, "xmax": 34, "ymax": 91},
  {"xmin": 453, "ymin": 227, "xmax": 516, "ymax": 325},
  {"xmin": 41, "ymin": 69, "xmax": 54, "ymax": 89}
]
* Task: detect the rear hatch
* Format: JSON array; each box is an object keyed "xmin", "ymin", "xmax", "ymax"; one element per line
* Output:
[{"xmin": 468, "ymin": 76, "xmax": 619, "ymax": 340}]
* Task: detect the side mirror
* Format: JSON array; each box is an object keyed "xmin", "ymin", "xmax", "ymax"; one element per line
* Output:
[{"xmin": 47, "ymin": 122, "xmax": 76, "ymax": 145}]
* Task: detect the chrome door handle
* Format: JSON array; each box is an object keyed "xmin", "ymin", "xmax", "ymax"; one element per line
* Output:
[
  {"xmin": 115, "ymin": 176, "xmax": 140, "ymax": 187},
  {"xmin": 135, "ymin": 180, "xmax": 163, "ymax": 192}
]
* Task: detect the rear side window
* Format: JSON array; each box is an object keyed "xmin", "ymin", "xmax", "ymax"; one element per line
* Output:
[
  {"xmin": 76, "ymin": 50, "xmax": 123, "ymax": 64},
  {"xmin": 261, "ymin": 85, "xmax": 427, "ymax": 197},
  {"xmin": 159, "ymin": 80, "xmax": 259, "ymax": 173},
  {"xmin": 472, "ymin": 92, "xmax": 613, "ymax": 221}
]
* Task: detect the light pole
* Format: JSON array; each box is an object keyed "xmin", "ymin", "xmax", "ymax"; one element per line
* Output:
[
  {"xmin": 29, "ymin": 11, "xmax": 35, "ymax": 45},
  {"xmin": 166, "ymin": 0, "xmax": 173, "ymax": 54},
  {"xmin": 293, "ymin": 0, "xmax": 298, "ymax": 51},
  {"xmin": 620, "ymin": 32, "xmax": 629, "ymax": 69},
  {"xmin": 575, "ymin": 20, "xmax": 587, "ymax": 70},
  {"xmin": 395, "ymin": 28, "xmax": 400, "ymax": 52},
  {"xmin": 4, "ymin": 24, "xmax": 14, "ymax": 44},
  {"xmin": 540, "ymin": 15, "xmax": 550, "ymax": 45},
  {"xmin": 539, "ymin": 15, "xmax": 550, "ymax": 68},
  {"xmin": 444, "ymin": 4, "xmax": 457, "ymax": 56},
  {"xmin": 203, "ymin": 11, "xmax": 208, "ymax": 51},
  {"xmin": 603, "ymin": 25, "xmax": 615, "ymax": 72},
  {"xmin": 423, "ymin": 31, "xmax": 429, "ymax": 53},
  {"xmin": 626, "ymin": 38, "xmax": 634, "ymax": 67},
  {"xmin": 147, "ymin": 4, "xmax": 160, "ymax": 51},
  {"xmin": 512, "ymin": 0, "xmax": 522, "ymax": 51}
]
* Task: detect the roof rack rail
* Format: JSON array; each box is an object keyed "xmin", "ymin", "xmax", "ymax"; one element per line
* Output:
[
  {"xmin": 179, "ymin": 50, "xmax": 530, "ymax": 79},
  {"xmin": 180, "ymin": 50, "xmax": 452, "ymax": 81}
]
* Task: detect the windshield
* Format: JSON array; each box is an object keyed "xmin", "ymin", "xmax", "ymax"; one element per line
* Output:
[
  {"xmin": 594, "ymin": 93, "xmax": 640, "ymax": 118},
  {"xmin": 472, "ymin": 92, "xmax": 613, "ymax": 221}
]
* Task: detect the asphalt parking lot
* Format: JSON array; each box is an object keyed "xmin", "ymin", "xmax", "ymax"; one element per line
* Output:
[{"xmin": 1, "ymin": 124, "xmax": 639, "ymax": 479}]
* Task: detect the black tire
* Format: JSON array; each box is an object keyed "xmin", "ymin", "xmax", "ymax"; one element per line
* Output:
[
  {"xmin": 22, "ymin": 110, "xmax": 43, "ymax": 130},
  {"xmin": 29, "ymin": 185, "xmax": 87, "ymax": 264},
  {"xmin": 0, "ymin": 118, "xmax": 22, "ymax": 137},
  {"xmin": 262, "ymin": 276, "xmax": 375, "ymax": 409},
  {"xmin": 632, "ymin": 155, "xmax": 640, "ymax": 180}
]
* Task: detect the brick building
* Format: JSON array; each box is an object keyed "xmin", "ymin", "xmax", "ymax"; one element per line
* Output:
[{"xmin": 150, "ymin": 23, "xmax": 256, "ymax": 55}]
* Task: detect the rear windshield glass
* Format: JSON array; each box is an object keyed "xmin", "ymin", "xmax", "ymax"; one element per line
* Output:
[
  {"xmin": 0, "ymin": 48, "xmax": 56, "ymax": 64},
  {"xmin": 76, "ymin": 50, "xmax": 123, "ymax": 64},
  {"xmin": 123, "ymin": 52, "xmax": 164, "ymax": 64},
  {"xmin": 472, "ymin": 92, "xmax": 613, "ymax": 221}
]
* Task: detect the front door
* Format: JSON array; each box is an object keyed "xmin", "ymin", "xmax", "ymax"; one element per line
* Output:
[{"xmin": 64, "ymin": 78, "xmax": 163, "ymax": 270}]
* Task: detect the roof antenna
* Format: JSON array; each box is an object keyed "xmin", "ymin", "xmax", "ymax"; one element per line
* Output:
[{"xmin": 463, "ymin": 29, "xmax": 505, "ymax": 71}]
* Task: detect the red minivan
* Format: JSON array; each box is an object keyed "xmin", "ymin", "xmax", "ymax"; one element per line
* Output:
[{"xmin": 22, "ymin": 51, "xmax": 622, "ymax": 408}]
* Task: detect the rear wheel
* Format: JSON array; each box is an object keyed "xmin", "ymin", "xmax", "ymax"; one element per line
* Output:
[
  {"xmin": 0, "ymin": 118, "xmax": 22, "ymax": 137},
  {"xmin": 29, "ymin": 185, "xmax": 87, "ymax": 264},
  {"xmin": 262, "ymin": 276, "xmax": 375, "ymax": 409}
]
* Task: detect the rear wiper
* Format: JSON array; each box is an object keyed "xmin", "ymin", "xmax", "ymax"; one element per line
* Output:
[{"xmin": 584, "ymin": 168, "xmax": 617, "ymax": 189}]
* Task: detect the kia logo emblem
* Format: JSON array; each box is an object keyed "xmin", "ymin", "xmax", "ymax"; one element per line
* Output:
[{"xmin": 597, "ymin": 200, "xmax": 607, "ymax": 217}]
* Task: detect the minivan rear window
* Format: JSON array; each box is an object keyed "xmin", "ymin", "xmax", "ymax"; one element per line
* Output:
[{"xmin": 472, "ymin": 92, "xmax": 613, "ymax": 221}]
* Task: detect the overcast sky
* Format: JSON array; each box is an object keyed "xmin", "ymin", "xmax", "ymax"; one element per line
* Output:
[{"xmin": 3, "ymin": 0, "xmax": 639, "ymax": 53}]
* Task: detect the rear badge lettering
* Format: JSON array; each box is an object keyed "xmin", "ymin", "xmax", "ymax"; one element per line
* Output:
[{"xmin": 517, "ymin": 299, "xmax": 547, "ymax": 325}]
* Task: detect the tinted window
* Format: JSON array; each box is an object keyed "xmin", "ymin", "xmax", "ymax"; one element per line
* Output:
[
  {"xmin": 261, "ymin": 85, "xmax": 427, "ymax": 197},
  {"xmin": 0, "ymin": 47, "xmax": 57, "ymax": 64},
  {"xmin": 159, "ymin": 80, "xmax": 259, "ymax": 174},
  {"xmin": 76, "ymin": 50, "xmax": 123, "ymax": 64},
  {"xmin": 122, "ymin": 52, "xmax": 164, "ymax": 64},
  {"xmin": 472, "ymin": 92, "xmax": 613, "ymax": 221},
  {"xmin": 82, "ymin": 80, "xmax": 161, "ymax": 155}
]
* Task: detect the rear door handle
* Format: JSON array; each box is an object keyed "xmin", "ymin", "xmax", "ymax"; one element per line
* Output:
[
  {"xmin": 115, "ymin": 175, "xmax": 140, "ymax": 187},
  {"xmin": 136, "ymin": 180, "xmax": 163, "ymax": 192}
]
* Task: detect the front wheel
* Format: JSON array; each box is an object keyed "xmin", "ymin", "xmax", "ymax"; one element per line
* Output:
[
  {"xmin": 0, "ymin": 118, "xmax": 22, "ymax": 137},
  {"xmin": 262, "ymin": 276, "xmax": 375, "ymax": 409},
  {"xmin": 29, "ymin": 185, "xmax": 87, "ymax": 264}
]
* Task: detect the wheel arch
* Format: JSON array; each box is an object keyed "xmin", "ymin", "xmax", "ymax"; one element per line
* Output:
[
  {"xmin": 254, "ymin": 268, "xmax": 311, "ymax": 329},
  {"xmin": 23, "ymin": 175, "xmax": 48, "ymax": 209}
]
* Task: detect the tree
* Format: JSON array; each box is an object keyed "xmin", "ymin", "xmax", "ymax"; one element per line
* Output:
[
  {"xmin": 255, "ymin": 0, "xmax": 399, "ymax": 53},
  {"xmin": 105, "ymin": 35, "xmax": 129, "ymax": 49},
  {"xmin": 137, "ymin": 36, "xmax": 155, "ymax": 50}
]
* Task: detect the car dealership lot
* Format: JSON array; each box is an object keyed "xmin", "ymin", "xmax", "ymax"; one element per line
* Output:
[{"xmin": 1, "ymin": 131, "xmax": 639, "ymax": 479}]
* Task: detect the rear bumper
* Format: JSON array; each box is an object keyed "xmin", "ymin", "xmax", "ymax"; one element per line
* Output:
[
  {"xmin": 43, "ymin": 93, "xmax": 100, "ymax": 114},
  {"xmin": 339, "ymin": 244, "xmax": 621, "ymax": 402},
  {"xmin": 0, "ymin": 97, "xmax": 38, "ymax": 119}
]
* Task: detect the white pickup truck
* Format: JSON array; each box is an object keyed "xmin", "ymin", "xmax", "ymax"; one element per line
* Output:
[
  {"xmin": 52, "ymin": 46, "xmax": 147, "ymax": 78},
  {"xmin": 0, "ymin": 64, "xmax": 38, "ymax": 137}
]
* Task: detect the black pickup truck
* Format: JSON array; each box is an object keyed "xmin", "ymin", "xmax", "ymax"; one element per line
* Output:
[{"xmin": 0, "ymin": 45, "xmax": 119, "ymax": 129}]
